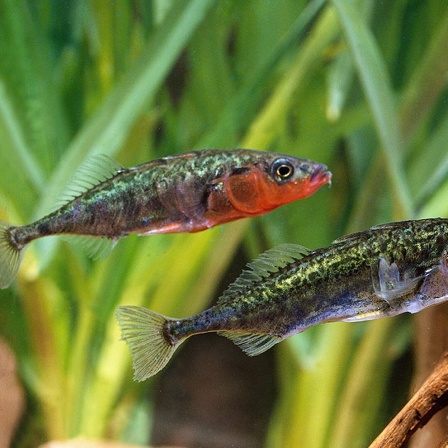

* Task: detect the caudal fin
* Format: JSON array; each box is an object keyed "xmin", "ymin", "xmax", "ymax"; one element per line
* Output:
[
  {"xmin": 0, "ymin": 221, "xmax": 24, "ymax": 289},
  {"xmin": 115, "ymin": 305, "xmax": 181, "ymax": 381}
]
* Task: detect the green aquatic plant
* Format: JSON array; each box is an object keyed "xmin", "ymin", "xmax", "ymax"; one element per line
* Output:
[{"xmin": 0, "ymin": 1, "xmax": 447, "ymax": 447}]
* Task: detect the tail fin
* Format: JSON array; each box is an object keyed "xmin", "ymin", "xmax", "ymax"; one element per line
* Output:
[
  {"xmin": 115, "ymin": 305, "xmax": 181, "ymax": 381},
  {"xmin": 0, "ymin": 221, "xmax": 24, "ymax": 289}
]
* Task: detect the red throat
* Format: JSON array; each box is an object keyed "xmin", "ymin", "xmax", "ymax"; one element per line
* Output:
[{"xmin": 223, "ymin": 167, "xmax": 329, "ymax": 215}]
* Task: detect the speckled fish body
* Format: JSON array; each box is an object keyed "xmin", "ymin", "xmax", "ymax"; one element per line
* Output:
[
  {"xmin": 0, "ymin": 149, "xmax": 331, "ymax": 288},
  {"xmin": 116, "ymin": 218, "xmax": 448, "ymax": 381}
]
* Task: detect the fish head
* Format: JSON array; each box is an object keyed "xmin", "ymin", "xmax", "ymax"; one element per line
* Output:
[
  {"xmin": 264, "ymin": 156, "xmax": 332, "ymax": 204},
  {"xmin": 224, "ymin": 154, "xmax": 331, "ymax": 214}
]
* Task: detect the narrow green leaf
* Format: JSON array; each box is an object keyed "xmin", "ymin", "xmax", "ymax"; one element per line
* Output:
[
  {"xmin": 32, "ymin": 0, "xmax": 216, "ymax": 268},
  {"xmin": 399, "ymin": 9, "xmax": 448, "ymax": 142},
  {"xmin": 418, "ymin": 179, "xmax": 448, "ymax": 219},
  {"xmin": 409, "ymin": 115, "xmax": 448, "ymax": 206},
  {"xmin": 0, "ymin": 0, "xmax": 69, "ymax": 172},
  {"xmin": 242, "ymin": 5, "xmax": 340, "ymax": 149},
  {"xmin": 327, "ymin": 319, "xmax": 403, "ymax": 448},
  {"xmin": 37, "ymin": 0, "xmax": 216, "ymax": 218},
  {"xmin": 0, "ymin": 80, "xmax": 44, "ymax": 214},
  {"xmin": 326, "ymin": 50, "xmax": 353, "ymax": 122},
  {"xmin": 198, "ymin": 0, "xmax": 326, "ymax": 148},
  {"xmin": 332, "ymin": 0, "xmax": 412, "ymax": 220},
  {"xmin": 0, "ymin": 80, "xmax": 46, "ymax": 193}
]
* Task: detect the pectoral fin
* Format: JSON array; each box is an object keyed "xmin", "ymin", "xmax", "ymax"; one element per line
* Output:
[{"xmin": 372, "ymin": 257, "xmax": 422, "ymax": 302}]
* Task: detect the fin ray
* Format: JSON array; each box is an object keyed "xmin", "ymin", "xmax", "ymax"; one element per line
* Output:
[
  {"xmin": 219, "ymin": 244, "xmax": 308, "ymax": 303},
  {"xmin": 62, "ymin": 234, "xmax": 118, "ymax": 259},
  {"xmin": 372, "ymin": 257, "xmax": 423, "ymax": 301},
  {"xmin": 332, "ymin": 233, "xmax": 359, "ymax": 244},
  {"xmin": 57, "ymin": 154, "xmax": 123, "ymax": 206},
  {"xmin": 218, "ymin": 330, "xmax": 281, "ymax": 356},
  {"xmin": 370, "ymin": 222, "xmax": 405, "ymax": 232},
  {"xmin": 0, "ymin": 221, "xmax": 24, "ymax": 289},
  {"xmin": 116, "ymin": 305, "xmax": 180, "ymax": 381}
]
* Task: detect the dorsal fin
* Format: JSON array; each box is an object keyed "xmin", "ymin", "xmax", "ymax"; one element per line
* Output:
[
  {"xmin": 218, "ymin": 244, "xmax": 309, "ymax": 303},
  {"xmin": 57, "ymin": 154, "xmax": 123, "ymax": 205}
]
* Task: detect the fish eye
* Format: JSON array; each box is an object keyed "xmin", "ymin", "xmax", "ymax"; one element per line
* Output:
[{"xmin": 271, "ymin": 158, "xmax": 295, "ymax": 182}]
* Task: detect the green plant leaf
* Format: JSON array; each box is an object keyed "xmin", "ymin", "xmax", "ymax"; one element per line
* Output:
[
  {"xmin": 332, "ymin": 0, "xmax": 412, "ymax": 220},
  {"xmin": 37, "ymin": 0, "xmax": 217, "ymax": 218}
]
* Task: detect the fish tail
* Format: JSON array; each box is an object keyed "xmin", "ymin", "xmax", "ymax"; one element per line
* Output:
[
  {"xmin": 0, "ymin": 221, "xmax": 24, "ymax": 289},
  {"xmin": 115, "ymin": 305, "xmax": 181, "ymax": 381}
]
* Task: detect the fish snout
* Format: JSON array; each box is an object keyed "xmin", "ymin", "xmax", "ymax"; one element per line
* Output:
[{"xmin": 310, "ymin": 164, "xmax": 332, "ymax": 187}]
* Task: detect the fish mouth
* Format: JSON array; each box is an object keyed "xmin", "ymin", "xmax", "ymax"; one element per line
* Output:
[{"xmin": 310, "ymin": 164, "xmax": 332, "ymax": 186}]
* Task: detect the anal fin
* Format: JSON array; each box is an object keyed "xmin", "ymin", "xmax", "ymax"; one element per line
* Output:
[
  {"xmin": 63, "ymin": 234, "xmax": 118, "ymax": 259},
  {"xmin": 218, "ymin": 330, "xmax": 281, "ymax": 356}
]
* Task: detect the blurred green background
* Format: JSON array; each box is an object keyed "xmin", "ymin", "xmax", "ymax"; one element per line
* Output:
[{"xmin": 0, "ymin": 0, "xmax": 447, "ymax": 447}]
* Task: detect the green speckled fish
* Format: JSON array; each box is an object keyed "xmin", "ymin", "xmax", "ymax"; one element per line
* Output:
[
  {"xmin": 0, "ymin": 149, "xmax": 331, "ymax": 288},
  {"xmin": 117, "ymin": 218, "xmax": 448, "ymax": 381}
]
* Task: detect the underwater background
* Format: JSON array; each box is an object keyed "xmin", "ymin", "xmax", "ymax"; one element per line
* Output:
[{"xmin": 0, "ymin": 1, "xmax": 447, "ymax": 447}]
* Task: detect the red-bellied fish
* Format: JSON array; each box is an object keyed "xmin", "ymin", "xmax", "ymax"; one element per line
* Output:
[{"xmin": 0, "ymin": 149, "xmax": 331, "ymax": 288}]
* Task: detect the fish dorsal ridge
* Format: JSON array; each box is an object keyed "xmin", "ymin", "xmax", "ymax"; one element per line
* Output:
[
  {"xmin": 57, "ymin": 154, "xmax": 123, "ymax": 206},
  {"xmin": 332, "ymin": 229, "xmax": 366, "ymax": 244},
  {"xmin": 332, "ymin": 221, "xmax": 407, "ymax": 245},
  {"xmin": 219, "ymin": 244, "xmax": 309, "ymax": 303}
]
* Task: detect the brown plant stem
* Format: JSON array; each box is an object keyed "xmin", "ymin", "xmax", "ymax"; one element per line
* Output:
[
  {"xmin": 369, "ymin": 351, "xmax": 448, "ymax": 448},
  {"xmin": 409, "ymin": 304, "xmax": 448, "ymax": 447}
]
